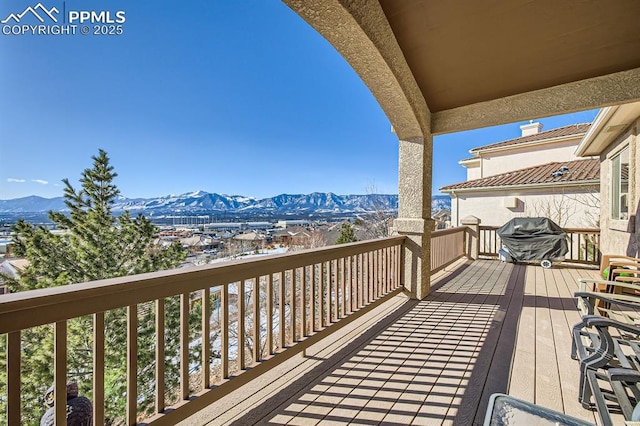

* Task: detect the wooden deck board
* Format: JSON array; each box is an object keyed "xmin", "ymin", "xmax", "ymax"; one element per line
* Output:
[
  {"xmin": 185, "ymin": 259, "xmax": 606, "ymax": 426},
  {"xmin": 508, "ymin": 263, "xmax": 537, "ymax": 403}
]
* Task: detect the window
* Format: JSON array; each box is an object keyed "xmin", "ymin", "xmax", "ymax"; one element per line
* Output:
[{"xmin": 611, "ymin": 146, "xmax": 630, "ymax": 220}]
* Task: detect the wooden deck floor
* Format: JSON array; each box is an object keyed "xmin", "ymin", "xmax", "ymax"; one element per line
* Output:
[{"xmin": 183, "ymin": 259, "xmax": 603, "ymax": 426}]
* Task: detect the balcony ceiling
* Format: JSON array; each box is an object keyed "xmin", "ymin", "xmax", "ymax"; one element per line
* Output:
[
  {"xmin": 285, "ymin": 0, "xmax": 640, "ymax": 135},
  {"xmin": 378, "ymin": 0, "xmax": 640, "ymax": 114}
]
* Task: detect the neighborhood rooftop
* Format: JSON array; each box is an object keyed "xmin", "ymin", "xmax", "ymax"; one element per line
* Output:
[
  {"xmin": 469, "ymin": 123, "xmax": 592, "ymax": 153},
  {"xmin": 440, "ymin": 158, "xmax": 600, "ymax": 191}
]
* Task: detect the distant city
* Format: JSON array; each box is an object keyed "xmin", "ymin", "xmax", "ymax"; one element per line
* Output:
[{"xmin": 0, "ymin": 191, "xmax": 452, "ymax": 277}]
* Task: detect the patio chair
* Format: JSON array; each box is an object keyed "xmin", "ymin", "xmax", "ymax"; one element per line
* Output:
[
  {"xmin": 571, "ymin": 303, "xmax": 640, "ymax": 426},
  {"xmin": 572, "ymin": 291, "xmax": 640, "ymax": 422},
  {"xmin": 578, "ymin": 279, "xmax": 640, "ymax": 322},
  {"xmin": 600, "ymin": 254, "xmax": 640, "ymax": 281}
]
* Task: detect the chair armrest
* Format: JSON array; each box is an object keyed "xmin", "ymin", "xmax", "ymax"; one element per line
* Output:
[
  {"xmin": 582, "ymin": 314, "xmax": 640, "ymax": 336},
  {"xmin": 613, "ymin": 265, "xmax": 640, "ymax": 271},
  {"xmin": 575, "ymin": 292, "xmax": 640, "ymax": 316},
  {"xmin": 610, "ymin": 260, "xmax": 640, "ymax": 268},
  {"xmin": 608, "ymin": 368, "xmax": 640, "ymax": 383},
  {"xmin": 579, "ymin": 279, "xmax": 640, "ymax": 293}
]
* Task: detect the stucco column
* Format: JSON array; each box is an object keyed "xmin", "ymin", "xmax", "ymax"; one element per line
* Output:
[
  {"xmin": 461, "ymin": 215, "xmax": 481, "ymax": 260},
  {"xmin": 393, "ymin": 135, "xmax": 434, "ymax": 300}
]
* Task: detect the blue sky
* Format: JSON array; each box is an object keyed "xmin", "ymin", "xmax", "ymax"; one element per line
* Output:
[{"xmin": 0, "ymin": 1, "xmax": 599, "ymax": 200}]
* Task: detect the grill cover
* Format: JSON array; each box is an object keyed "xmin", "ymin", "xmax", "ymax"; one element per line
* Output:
[{"xmin": 496, "ymin": 217, "xmax": 568, "ymax": 262}]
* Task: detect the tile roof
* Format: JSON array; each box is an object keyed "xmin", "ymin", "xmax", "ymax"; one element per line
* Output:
[
  {"xmin": 440, "ymin": 158, "xmax": 599, "ymax": 191},
  {"xmin": 470, "ymin": 123, "xmax": 591, "ymax": 152}
]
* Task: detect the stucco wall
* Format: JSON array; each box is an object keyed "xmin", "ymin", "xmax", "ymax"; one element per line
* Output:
[
  {"xmin": 466, "ymin": 164, "xmax": 481, "ymax": 180},
  {"xmin": 479, "ymin": 138, "xmax": 584, "ymax": 178},
  {"xmin": 450, "ymin": 187, "xmax": 600, "ymax": 228},
  {"xmin": 599, "ymin": 118, "xmax": 640, "ymax": 257}
]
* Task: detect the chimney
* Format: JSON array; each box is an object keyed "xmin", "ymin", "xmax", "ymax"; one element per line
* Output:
[{"xmin": 520, "ymin": 120, "xmax": 543, "ymax": 137}]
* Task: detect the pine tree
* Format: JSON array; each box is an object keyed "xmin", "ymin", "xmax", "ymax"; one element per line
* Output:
[
  {"xmin": 1, "ymin": 150, "xmax": 187, "ymax": 424},
  {"xmin": 335, "ymin": 222, "xmax": 357, "ymax": 244}
]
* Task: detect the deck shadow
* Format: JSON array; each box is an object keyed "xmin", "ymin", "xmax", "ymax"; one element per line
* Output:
[{"xmin": 230, "ymin": 298, "xmax": 419, "ymax": 425}]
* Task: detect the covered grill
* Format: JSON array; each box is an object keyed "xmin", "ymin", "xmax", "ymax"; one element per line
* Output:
[{"xmin": 497, "ymin": 217, "xmax": 568, "ymax": 268}]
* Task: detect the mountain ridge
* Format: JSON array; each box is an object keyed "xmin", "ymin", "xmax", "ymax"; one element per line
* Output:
[{"xmin": 0, "ymin": 191, "xmax": 451, "ymax": 214}]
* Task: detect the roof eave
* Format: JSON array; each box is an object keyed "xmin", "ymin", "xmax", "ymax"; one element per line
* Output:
[
  {"xmin": 440, "ymin": 179, "xmax": 600, "ymax": 194},
  {"xmin": 575, "ymin": 102, "xmax": 640, "ymax": 157},
  {"xmin": 471, "ymin": 133, "xmax": 587, "ymax": 155},
  {"xmin": 458, "ymin": 158, "xmax": 481, "ymax": 166}
]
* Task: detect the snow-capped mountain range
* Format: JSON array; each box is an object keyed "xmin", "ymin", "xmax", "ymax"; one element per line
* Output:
[{"xmin": 0, "ymin": 191, "xmax": 451, "ymax": 215}]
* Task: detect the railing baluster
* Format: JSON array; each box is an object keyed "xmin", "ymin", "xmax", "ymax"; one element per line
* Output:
[
  {"xmin": 278, "ymin": 272, "xmax": 285, "ymax": 350},
  {"xmin": 202, "ymin": 288, "xmax": 211, "ymax": 389},
  {"xmin": 290, "ymin": 269, "xmax": 296, "ymax": 344},
  {"xmin": 379, "ymin": 249, "xmax": 383, "ymax": 295},
  {"xmin": 397, "ymin": 244, "xmax": 401, "ymax": 288},
  {"xmin": 386, "ymin": 247, "xmax": 393, "ymax": 293},
  {"xmin": 238, "ymin": 281, "xmax": 245, "ymax": 370},
  {"xmin": 155, "ymin": 299, "xmax": 165, "ymax": 413},
  {"xmin": 328, "ymin": 261, "xmax": 333, "ymax": 324},
  {"xmin": 253, "ymin": 276, "xmax": 261, "ymax": 363},
  {"xmin": 180, "ymin": 293, "xmax": 189, "ymax": 400},
  {"xmin": 377, "ymin": 249, "xmax": 381, "ymax": 297},
  {"xmin": 7, "ymin": 331, "xmax": 21, "ymax": 425},
  {"xmin": 357, "ymin": 253, "xmax": 363, "ymax": 309},
  {"xmin": 570, "ymin": 231, "xmax": 574, "ymax": 260},
  {"xmin": 221, "ymin": 285, "xmax": 229, "ymax": 378},
  {"xmin": 391, "ymin": 246, "xmax": 396, "ymax": 288},
  {"xmin": 386, "ymin": 247, "xmax": 391, "ymax": 292},
  {"xmin": 310, "ymin": 265, "xmax": 316, "ymax": 332},
  {"xmin": 346, "ymin": 256, "xmax": 352, "ymax": 315},
  {"xmin": 351, "ymin": 256, "xmax": 357, "ymax": 312},
  {"xmin": 340, "ymin": 257, "xmax": 346, "ymax": 319},
  {"xmin": 373, "ymin": 250, "xmax": 382, "ymax": 300},
  {"xmin": 579, "ymin": 233, "xmax": 583, "ymax": 261},
  {"xmin": 94, "ymin": 311, "xmax": 105, "ymax": 424},
  {"xmin": 332, "ymin": 260, "xmax": 338, "ymax": 322},
  {"xmin": 127, "ymin": 305, "xmax": 137, "ymax": 425},
  {"xmin": 55, "ymin": 321, "xmax": 67, "ymax": 426},
  {"xmin": 380, "ymin": 249, "xmax": 385, "ymax": 295},
  {"xmin": 301, "ymin": 266, "xmax": 307, "ymax": 336},
  {"xmin": 356, "ymin": 254, "xmax": 360, "ymax": 309},
  {"xmin": 370, "ymin": 251, "xmax": 375, "ymax": 301},
  {"xmin": 368, "ymin": 251, "xmax": 373, "ymax": 303},
  {"xmin": 360, "ymin": 253, "xmax": 365, "ymax": 305},
  {"xmin": 266, "ymin": 274, "xmax": 273, "ymax": 354},
  {"xmin": 319, "ymin": 262, "xmax": 325, "ymax": 326},
  {"xmin": 392, "ymin": 245, "xmax": 397, "ymax": 288}
]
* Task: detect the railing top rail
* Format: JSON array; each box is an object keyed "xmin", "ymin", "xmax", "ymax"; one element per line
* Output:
[
  {"xmin": 563, "ymin": 228, "xmax": 601, "ymax": 233},
  {"xmin": 479, "ymin": 225, "xmax": 600, "ymax": 233},
  {"xmin": 0, "ymin": 236, "xmax": 405, "ymax": 334},
  {"xmin": 431, "ymin": 226, "xmax": 467, "ymax": 237}
]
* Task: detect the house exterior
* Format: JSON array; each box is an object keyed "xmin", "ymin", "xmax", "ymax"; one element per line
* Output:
[
  {"xmin": 272, "ymin": 227, "xmax": 312, "ymax": 247},
  {"xmin": 0, "ymin": 258, "xmax": 29, "ymax": 294},
  {"xmin": 433, "ymin": 209, "xmax": 451, "ymax": 229},
  {"xmin": 441, "ymin": 123, "xmax": 600, "ymax": 228},
  {"xmin": 575, "ymin": 101, "xmax": 640, "ymax": 257}
]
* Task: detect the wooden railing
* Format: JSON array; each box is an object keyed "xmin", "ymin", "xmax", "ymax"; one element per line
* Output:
[
  {"xmin": 0, "ymin": 237, "xmax": 404, "ymax": 425},
  {"xmin": 479, "ymin": 225, "xmax": 601, "ymax": 265},
  {"xmin": 431, "ymin": 226, "xmax": 467, "ymax": 273},
  {"xmin": 564, "ymin": 228, "xmax": 601, "ymax": 265},
  {"xmin": 479, "ymin": 225, "xmax": 502, "ymax": 258}
]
